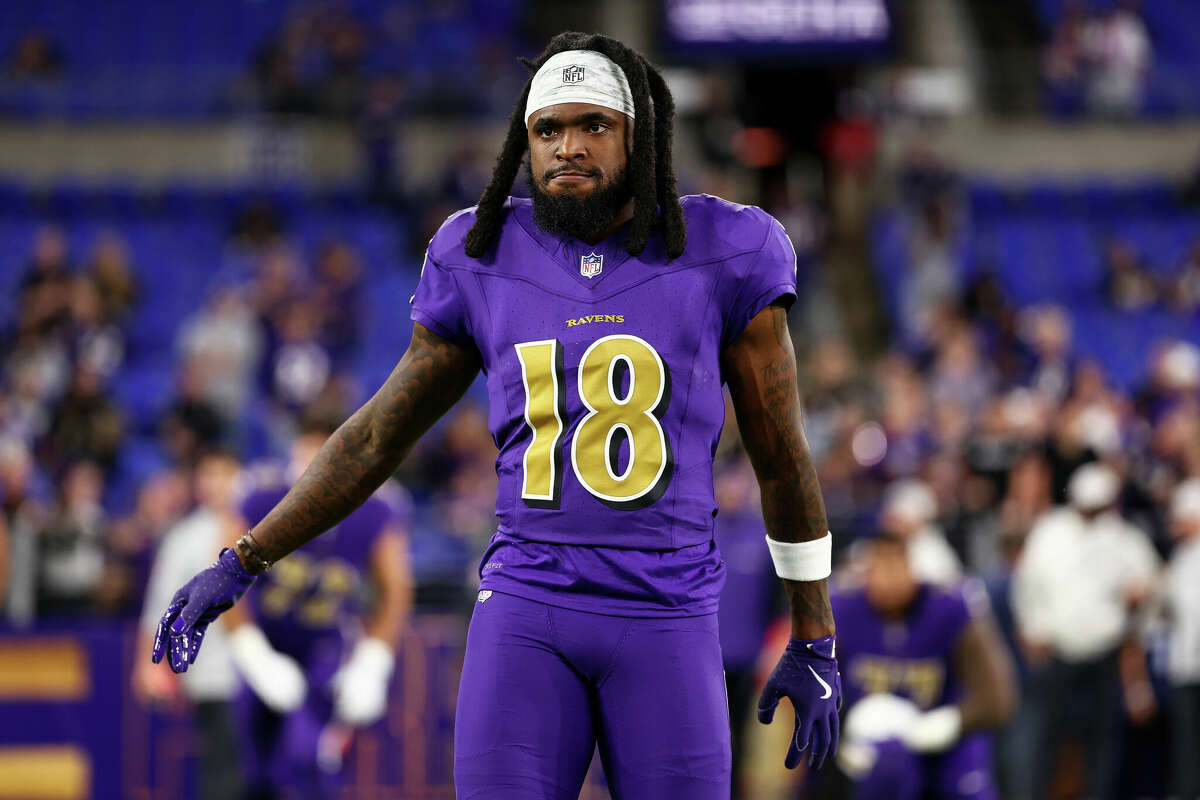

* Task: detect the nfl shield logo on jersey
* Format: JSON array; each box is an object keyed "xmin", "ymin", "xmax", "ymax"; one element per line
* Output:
[
  {"xmin": 581, "ymin": 252, "xmax": 603, "ymax": 278},
  {"xmin": 562, "ymin": 64, "xmax": 585, "ymax": 84}
]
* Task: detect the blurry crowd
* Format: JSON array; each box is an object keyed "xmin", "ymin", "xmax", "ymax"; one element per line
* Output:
[
  {"xmin": 1104, "ymin": 236, "xmax": 1200, "ymax": 315},
  {"xmin": 235, "ymin": 1, "xmax": 522, "ymax": 119},
  {"xmin": 0, "ymin": 208, "xmax": 499, "ymax": 627},
  {"xmin": 767, "ymin": 164, "xmax": 1199, "ymax": 794},
  {"xmin": 1042, "ymin": 0, "xmax": 1151, "ymax": 117}
]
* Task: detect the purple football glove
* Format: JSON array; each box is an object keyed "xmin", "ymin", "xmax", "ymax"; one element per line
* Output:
[
  {"xmin": 758, "ymin": 635, "xmax": 842, "ymax": 771},
  {"xmin": 151, "ymin": 548, "xmax": 256, "ymax": 674}
]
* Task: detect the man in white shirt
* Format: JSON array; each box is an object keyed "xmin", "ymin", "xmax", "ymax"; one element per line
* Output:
[
  {"xmin": 134, "ymin": 448, "xmax": 243, "ymax": 800},
  {"xmin": 1011, "ymin": 462, "xmax": 1161, "ymax": 800},
  {"xmin": 1166, "ymin": 478, "xmax": 1200, "ymax": 800}
]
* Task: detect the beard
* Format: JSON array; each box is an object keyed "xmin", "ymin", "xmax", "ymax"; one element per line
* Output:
[{"xmin": 527, "ymin": 160, "xmax": 632, "ymax": 242}]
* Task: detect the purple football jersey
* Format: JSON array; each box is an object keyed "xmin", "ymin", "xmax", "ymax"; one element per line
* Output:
[
  {"xmin": 832, "ymin": 580, "xmax": 988, "ymax": 709},
  {"xmin": 411, "ymin": 195, "xmax": 797, "ymax": 616},
  {"xmin": 240, "ymin": 476, "xmax": 407, "ymax": 663}
]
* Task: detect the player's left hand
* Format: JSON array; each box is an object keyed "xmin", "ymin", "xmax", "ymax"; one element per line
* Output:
[
  {"xmin": 757, "ymin": 635, "xmax": 842, "ymax": 770},
  {"xmin": 331, "ymin": 637, "xmax": 395, "ymax": 726}
]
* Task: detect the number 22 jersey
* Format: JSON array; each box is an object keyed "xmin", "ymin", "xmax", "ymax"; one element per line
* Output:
[{"xmin": 411, "ymin": 194, "xmax": 797, "ymax": 617}]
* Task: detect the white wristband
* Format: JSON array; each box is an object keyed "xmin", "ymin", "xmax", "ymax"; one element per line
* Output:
[{"xmin": 765, "ymin": 532, "xmax": 833, "ymax": 581}]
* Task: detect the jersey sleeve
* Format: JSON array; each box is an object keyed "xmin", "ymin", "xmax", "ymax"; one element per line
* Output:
[
  {"xmin": 410, "ymin": 250, "xmax": 473, "ymax": 345},
  {"xmin": 721, "ymin": 212, "xmax": 799, "ymax": 349}
]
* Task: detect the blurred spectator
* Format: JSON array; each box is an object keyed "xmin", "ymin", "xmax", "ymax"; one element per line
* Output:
[
  {"xmin": 1043, "ymin": 0, "xmax": 1090, "ymax": 113},
  {"xmin": 135, "ymin": 448, "xmax": 243, "ymax": 800},
  {"xmin": 1019, "ymin": 304, "xmax": 1075, "ymax": 405},
  {"xmin": 177, "ymin": 287, "xmax": 264, "ymax": 422},
  {"xmin": 84, "ymin": 232, "xmax": 139, "ymax": 325},
  {"xmin": 997, "ymin": 451, "xmax": 1054, "ymax": 557},
  {"xmin": 251, "ymin": 245, "xmax": 302, "ymax": 323},
  {"xmin": 903, "ymin": 193, "xmax": 962, "ymax": 345},
  {"xmin": 800, "ymin": 337, "xmax": 871, "ymax": 463},
  {"xmin": 961, "ymin": 273, "xmax": 1024, "ymax": 384},
  {"xmin": 313, "ymin": 241, "xmax": 365, "ymax": 362},
  {"xmin": 159, "ymin": 362, "xmax": 228, "ymax": 467},
  {"xmin": 1138, "ymin": 340, "xmax": 1200, "ymax": 422},
  {"xmin": 230, "ymin": 200, "xmax": 286, "ymax": 251},
  {"xmin": 4, "ymin": 30, "xmax": 64, "ymax": 80},
  {"xmin": 879, "ymin": 478, "xmax": 962, "ymax": 585},
  {"xmin": 17, "ymin": 225, "xmax": 73, "ymax": 340},
  {"xmin": 267, "ymin": 299, "xmax": 332, "ymax": 412},
  {"xmin": 1165, "ymin": 478, "xmax": 1200, "ymax": 800},
  {"xmin": 313, "ymin": 11, "xmax": 368, "ymax": 118},
  {"xmin": 1046, "ymin": 362, "xmax": 1124, "ymax": 499},
  {"xmin": 45, "ymin": 364, "xmax": 124, "ymax": 473},
  {"xmin": 245, "ymin": 21, "xmax": 316, "ymax": 115},
  {"xmin": 66, "ymin": 274, "xmax": 124, "ymax": 380},
  {"xmin": 1012, "ymin": 463, "xmax": 1161, "ymax": 800},
  {"xmin": 1082, "ymin": 1, "xmax": 1151, "ymax": 118},
  {"xmin": 0, "ymin": 438, "xmax": 44, "ymax": 624},
  {"xmin": 35, "ymin": 460, "xmax": 107, "ymax": 617},
  {"xmin": 1103, "ymin": 238, "xmax": 1159, "ymax": 311},
  {"xmin": 3, "ymin": 355, "xmax": 56, "ymax": 443},
  {"xmin": 876, "ymin": 354, "xmax": 936, "ymax": 480},
  {"xmin": 928, "ymin": 322, "xmax": 996, "ymax": 422},
  {"xmin": 1168, "ymin": 240, "xmax": 1200, "ymax": 315}
]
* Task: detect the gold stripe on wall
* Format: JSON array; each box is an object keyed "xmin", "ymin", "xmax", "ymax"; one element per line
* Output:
[
  {"xmin": 0, "ymin": 639, "xmax": 90, "ymax": 700},
  {"xmin": 0, "ymin": 746, "xmax": 90, "ymax": 799}
]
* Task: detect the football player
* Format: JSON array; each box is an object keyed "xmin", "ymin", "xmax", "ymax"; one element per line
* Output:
[
  {"xmin": 154, "ymin": 31, "xmax": 840, "ymax": 798},
  {"xmin": 222, "ymin": 412, "xmax": 411, "ymax": 799},
  {"xmin": 833, "ymin": 532, "xmax": 1016, "ymax": 800}
]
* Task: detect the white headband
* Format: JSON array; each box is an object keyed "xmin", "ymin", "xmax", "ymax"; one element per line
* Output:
[{"xmin": 524, "ymin": 49, "xmax": 635, "ymax": 125}]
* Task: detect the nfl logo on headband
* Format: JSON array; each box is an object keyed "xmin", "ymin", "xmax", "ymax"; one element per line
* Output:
[
  {"xmin": 581, "ymin": 252, "xmax": 603, "ymax": 278},
  {"xmin": 562, "ymin": 64, "xmax": 585, "ymax": 84}
]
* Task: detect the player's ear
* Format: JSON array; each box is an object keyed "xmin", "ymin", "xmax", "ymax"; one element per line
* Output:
[{"xmin": 625, "ymin": 115, "xmax": 634, "ymax": 155}]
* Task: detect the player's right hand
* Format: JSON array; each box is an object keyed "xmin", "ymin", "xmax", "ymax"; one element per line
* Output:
[
  {"xmin": 152, "ymin": 548, "xmax": 257, "ymax": 673},
  {"xmin": 229, "ymin": 625, "xmax": 308, "ymax": 712}
]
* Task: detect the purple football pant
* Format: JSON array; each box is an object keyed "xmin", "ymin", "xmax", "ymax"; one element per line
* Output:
[
  {"xmin": 854, "ymin": 734, "xmax": 998, "ymax": 800},
  {"xmin": 454, "ymin": 591, "xmax": 732, "ymax": 799}
]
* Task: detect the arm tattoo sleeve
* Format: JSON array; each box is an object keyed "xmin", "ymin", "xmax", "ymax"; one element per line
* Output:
[
  {"xmin": 243, "ymin": 323, "xmax": 480, "ymax": 570},
  {"xmin": 723, "ymin": 302, "xmax": 835, "ymax": 637}
]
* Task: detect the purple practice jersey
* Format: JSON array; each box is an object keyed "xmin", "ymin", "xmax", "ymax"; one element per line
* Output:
[
  {"xmin": 411, "ymin": 195, "xmax": 797, "ymax": 616},
  {"xmin": 239, "ymin": 473, "xmax": 407, "ymax": 664},
  {"xmin": 832, "ymin": 580, "xmax": 989, "ymax": 710}
]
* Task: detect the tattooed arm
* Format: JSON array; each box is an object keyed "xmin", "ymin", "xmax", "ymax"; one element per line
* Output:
[
  {"xmin": 721, "ymin": 301, "xmax": 834, "ymax": 639},
  {"xmin": 241, "ymin": 322, "xmax": 481, "ymax": 572}
]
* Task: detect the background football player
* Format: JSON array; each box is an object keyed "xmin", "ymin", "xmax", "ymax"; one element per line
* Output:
[
  {"xmin": 222, "ymin": 411, "xmax": 411, "ymax": 800},
  {"xmin": 832, "ymin": 531, "xmax": 1016, "ymax": 800}
]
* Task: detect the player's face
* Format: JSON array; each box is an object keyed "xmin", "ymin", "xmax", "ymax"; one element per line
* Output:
[
  {"xmin": 527, "ymin": 102, "xmax": 631, "ymax": 197},
  {"xmin": 525, "ymin": 103, "xmax": 634, "ymax": 242},
  {"xmin": 864, "ymin": 539, "xmax": 919, "ymax": 615}
]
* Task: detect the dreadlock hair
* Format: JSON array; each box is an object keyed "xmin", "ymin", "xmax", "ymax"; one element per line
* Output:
[{"xmin": 463, "ymin": 31, "xmax": 687, "ymax": 261}]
